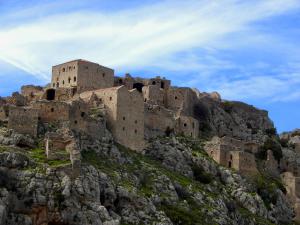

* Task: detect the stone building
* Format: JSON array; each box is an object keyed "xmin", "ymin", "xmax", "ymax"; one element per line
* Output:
[
  {"xmin": 21, "ymin": 85, "xmax": 44, "ymax": 102},
  {"xmin": 204, "ymin": 136, "xmax": 258, "ymax": 174},
  {"xmin": 142, "ymin": 85, "xmax": 165, "ymax": 105},
  {"xmin": 80, "ymin": 86, "xmax": 145, "ymax": 151},
  {"xmin": 0, "ymin": 105, "xmax": 9, "ymax": 122},
  {"xmin": 144, "ymin": 104, "xmax": 176, "ymax": 139},
  {"xmin": 281, "ymin": 172, "xmax": 300, "ymax": 221},
  {"xmin": 115, "ymin": 74, "xmax": 171, "ymax": 92},
  {"xmin": 175, "ymin": 116, "xmax": 199, "ymax": 138},
  {"xmin": 51, "ymin": 59, "xmax": 114, "ymax": 93},
  {"xmin": 8, "ymin": 106, "xmax": 39, "ymax": 137}
]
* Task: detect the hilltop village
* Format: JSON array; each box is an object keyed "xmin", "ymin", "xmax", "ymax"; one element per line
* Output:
[{"xmin": 1, "ymin": 59, "xmax": 300, "ymax": 224}]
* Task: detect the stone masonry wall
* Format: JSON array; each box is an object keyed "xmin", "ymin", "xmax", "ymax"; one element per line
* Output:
[{"xmin": 8, "ymin": 106, "xmax": 39, "ymax": 137}]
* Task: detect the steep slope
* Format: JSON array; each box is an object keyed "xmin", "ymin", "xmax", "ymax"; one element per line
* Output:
[{"xmin": 0, "ymin": 135, "xmax": 293, "ymax": 225}]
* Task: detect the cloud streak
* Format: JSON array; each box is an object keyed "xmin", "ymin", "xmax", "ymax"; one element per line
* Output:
[{"xmin": 0, "ymin": 0, "xmax": 300, "ymax": 102}]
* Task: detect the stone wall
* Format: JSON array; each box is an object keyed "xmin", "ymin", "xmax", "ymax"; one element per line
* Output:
[
  {"xmin": 144, "ymin": 104, "xmax": 176, "ymax": 139},
  {"xmin": 142, "ymin": 85, "xmax": 165, "ymax": 106},
  {"xmin": 8, "ymin": 106, "xmax": 39, "ymax": 137},
  {"xmin": 228, "ymin": 151, "xmax": 258, "ymax": 174},
  {"xmin": 175, "ymin": 116, "xmax": 199, "ymax": 138},
  {"xmin": 0, "ymin": 106, "xmax": 9, "ymax": 121},
  {"xmin": 52, "ymin": 60, "xmax": 114, "ymax": 93},
  {"xmin": 32, "ymin": 101, "xmax": 71, "ymax": 123},
  {"xmin": 6, "ymin": 92, "xmax": 27, "ymax": 106},
  {"xmin": 21, "ymin": 85, "xmax": 44, "ymax": 102},
  {"xmin": 80, "ymin": 86, "xmax": 145, "ymax": 151}
]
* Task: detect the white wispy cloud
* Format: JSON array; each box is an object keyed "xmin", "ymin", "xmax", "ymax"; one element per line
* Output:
[{"xmin": 0, "ymin": 0, "xmax": 299, "ymax": 101}]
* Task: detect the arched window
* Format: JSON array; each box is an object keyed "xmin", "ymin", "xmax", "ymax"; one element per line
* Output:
[
  {"xmin": 68, "ymin": 77, "xmax": 71, "ymax": 83},
  {"xmin": 74, "ymin": 76, "xmax": 76, "ymax": 82},
  {"xmin": 62, "ymin": 68, "xmax": 65, "ymax": 72},
  {"xmin": 102, "ymin": 73, "xmax": 105, "ymax": 77},
  {"xmin": 152, "ymin": 81, "xmax": 156, "ymax": 85}
]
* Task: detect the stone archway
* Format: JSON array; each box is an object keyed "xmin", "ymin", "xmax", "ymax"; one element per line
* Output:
[{"xmin": 46, "ymin": 89, "xmax": 56, "ymax": 101}]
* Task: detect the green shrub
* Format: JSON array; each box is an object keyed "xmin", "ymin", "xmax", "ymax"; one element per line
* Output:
[
  {"xmin": 256, "ymin": 138, "xmax": 282, "ymax": 161},
  {"xmin": 222, "ymin": 101, "xmax": 234, "ymax": 113},
  {"xmin": 160, "ymin": 203, "xmax": 208, "ymax": 225},
  {"xmin": 265, "ymin": 128, "xmax": 277, "ymax": 136},
  {"xmin": 191, "ymin": 165, "xmax": 213, "ymax": 184}
]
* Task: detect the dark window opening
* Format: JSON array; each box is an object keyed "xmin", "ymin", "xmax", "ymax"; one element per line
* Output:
[
  {"xmin": 119, "ymin": 79, "xmax": 123, "ymax": 84},
  {"xmin": 230, "ymin": 154, "xmax": 233, "ymax": 160},
  {"xmin": 228, "ymin": 161, "xmax": 232, "ymax": 168},
  {"xmin": 184, "ymin": 123, "xmax": 187, "ymax": 127},
  {"xmin": 62, "ymin": 80, "xmax": 65, "ymax": 85},
  {"xmin": 81, "ymin": 112, "xmax": 85, "ymax": 117},
  {"xmin": 51, "ymin": 108, "xmax": 54, "ymax": 112},
  {"xmin": 135, "ymin": 129, "xmax": 137, "ymax": 134},
  {"xmin": 135, "ymin": 120, "xmax": 137, "ymax": 124},
  {"xmin": 165, "ymin": 126, "xmax": 173, "ymax": 137},
  {"xmin": 175, "ymin": 96, "xmax": 178, "ymax": 100},
  {"xmin": 110, "ymin": 97, "xmax": 112, "ymax": 101},
  {"xmin": 74, "ymin": 77, "xmax": 76, "ymax": 82},
  {"xmin": 144, "ymin": 98, "xmax": 147, "ymax": 102},
  {"xmin": 133, "ymin": 83, "xmax": 144, "ymax": 92},
  {"xmin": 46, "ymin": 89, "xmax": 56, "ymax": 101},
  {"xmin": 68, "ymin": 77, "xmax": 71, "ymax": 83},
  {"xmin": 161, "ymin": 81, "xmax": 165, "ymax": 89},
  {"xmin": 123, "ymin": 127, "xmax": 125, "ymax": 131},
  {"xmin": 69, "ymin": 66, "xmax": 72, "ymax": 70},
  {"xmin": 123, "ymin": 116, "xmax": 125, "ymax": 121},
  {"xmin": 74, "ymin": 120, "xmax": 78, "ymax": 124},
  {"xmin": 62, "ymin": 68, "xmax": 65, "ymax": 72},
  {"xmin": 152, "ymin": 81, "xmax": 156, "ymax": 85},
  {"xmin": 102, "ymin": 73, "xmax": 105, "ymax": 77}
]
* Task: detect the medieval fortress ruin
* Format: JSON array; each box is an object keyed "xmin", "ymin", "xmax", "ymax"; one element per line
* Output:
[{"xmin": 1, "ymin": 59, "xmax": 300, "ymax": 220}]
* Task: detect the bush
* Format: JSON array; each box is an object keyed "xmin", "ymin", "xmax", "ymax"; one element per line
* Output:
[
  {"xmin": 256, "ymin": 138, "xmax": 282, "ymax": 162},
  {"xmin": 265, "ymin": 128, "xmax": 277, "ymax": 136},
  {"xmin": 191, "ymin": 165, "xmax": 212, "ymax": 184},
  {"xmin": 222, "ymin": 101, "xmax": 234, "ymax": 113},
  {"xmin": 160, "ymin": 203, "xmax": 207, "ymax": 225}
]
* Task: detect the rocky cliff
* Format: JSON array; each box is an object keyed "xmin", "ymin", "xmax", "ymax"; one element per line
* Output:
[{"xmin": 0, "ymin": 131, "xmax": 294, "ymax": 225}]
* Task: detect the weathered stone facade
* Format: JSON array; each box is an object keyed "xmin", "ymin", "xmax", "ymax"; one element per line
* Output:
[
  {"xmin": 8, "ymin": 106, "xmax": 39, "ymax": 137},
  {"xmin": 51, "ymin": 59, "xmax": 114, "ymax": 93},
  {"xmin": 204, "ymin": 136, "xmax": 258, "ymax": 174},
  {"xmin": 80, "ymin": 86, "xmax": 145, "ymax": 151}
]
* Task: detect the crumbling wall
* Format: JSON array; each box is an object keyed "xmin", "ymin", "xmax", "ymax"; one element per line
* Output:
[
  {"xmin": 175, "ymin": 116, "xmax": 199, "ymax": 138},
  {"xmin": 80, "ymin": 86, "xmax": 145, "ymax": 151},
  {"xmin": 142, "ymin": 85, "xmax": 165, "ymax": 105},
  {"xmin": 6, "ymin": 92, "xmax": 27, "ymax": 106},
  {"xmin": 0, "ymin": 106, "xmax": 9, "ymax": 121},
  {"xmin": 8, "ymin": 106, "xmax": 39, "ymax": 137},
  {"xmin": 21, "ymin": 85, "xmax": 44, "ymax": 102},
  {"xmin": 144, "ymin": 104, "xmax": 176, "ymax": 139},
  {"xmin": 32, "ymin": 101, "xmax": 70, "ymax": 123}
]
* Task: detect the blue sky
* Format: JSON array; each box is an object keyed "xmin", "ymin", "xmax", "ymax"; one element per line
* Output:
[{"xmin": 0, "ymin": 0, "xmax": 299, "ymax": 133}]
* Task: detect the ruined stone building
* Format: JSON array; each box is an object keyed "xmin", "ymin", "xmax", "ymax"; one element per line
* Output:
[{"xmin": 204, "ymin": 136, "xmax": 258, "ymax": 174}]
